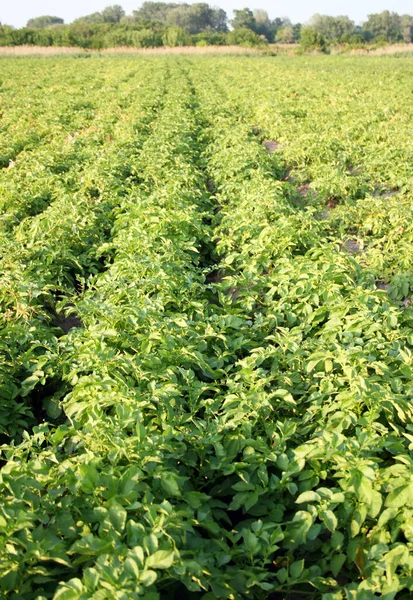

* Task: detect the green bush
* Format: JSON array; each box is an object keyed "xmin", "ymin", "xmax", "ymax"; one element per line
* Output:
[
  {"xmin": 162, "ymin": 26, "xmax": 191, "ymax": 47},
  {"xmin": 193, "ymin": 31, "xmax": 227, "ymax": 46},
  {"xmin": 300, "ymin": 27, "xmax": 328, "ymax": 52},
  {"xmin": 228, "ymin": 28, "xmax": 267, "ymax": 47}
]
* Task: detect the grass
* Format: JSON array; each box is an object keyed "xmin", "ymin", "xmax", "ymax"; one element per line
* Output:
[{"xmin": 0, "ymin": 44, "xmax": 262, "ymax": 56}]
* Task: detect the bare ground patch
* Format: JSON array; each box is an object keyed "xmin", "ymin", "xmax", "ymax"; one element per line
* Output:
[
  {"xmin": 262, "ymin": 140, "xmax": 282, "ymax": 153},
  {"xmin": 339, "ymin": 239, "xmax": 363, "ymax": 254}
]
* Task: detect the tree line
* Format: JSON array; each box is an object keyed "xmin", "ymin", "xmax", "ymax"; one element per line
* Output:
[{"xmin": 0, "ymin": 4, "xmax": 412, "ymax": 49}]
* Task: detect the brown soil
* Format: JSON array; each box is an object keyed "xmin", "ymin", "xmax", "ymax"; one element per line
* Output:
[
  {"xmin": 53, "ymin": 311, "xmax": 83, "ymax": 334},
  {"xmin": 283, "ymin": 170, "xmax": 295, "ymax": 183},
  {"xmin": 297, "ymin": 183, "xmax": 311, "ymax": 197},
  {"xmin": 262, "ymin": 140, "xmax": 281, "ymax": 153},
  {"xmin": 340, "ymin": 239, "xmax": 363, "ymax": 254},
  {"xmin": 315, "ymin": 209, "xmax": 331, "ymax": 221},
  {"xmin": 374, "ymin": 187, "xmax": 399, "ymax": 200},
  {"xmin": 205, "ymin": 269, "xmax": 227, "ymax": 284}
]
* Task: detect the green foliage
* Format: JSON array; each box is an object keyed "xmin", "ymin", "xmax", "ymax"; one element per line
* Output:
[
  {"xmin": 4, "ymin": 6, "xmax": 413, "ymax": 49},
  {"xmin": 132, "ymin": 2, "xmax": 227, "ymax": 33},
  {"xmin": 193, "ymin": 31, "xmax": 227, "ymax": 45},
  {"xmin": 26, "ymin": 15, "xmax": 64, "ymax": 28},
  {"xmin": 162, "ymin": 26, "xmax": 191, "ymax": 46},
  {"xmin": 300, "ymin": 27, "xmax": 328, "ymax": 52},
  {"xmin": 308, "ymin": 13, "xmax": 355, "ymax": 42},
  {"xmin": 363, "ymin": 10, "xmax": 405, "ymax": 42},
  {"xmin": 73, "ymin": 5, "xmax": 125, "ymax": 25},
  {"xmin": 228, "ymin": 27, "xmax": 267, "ymax": 47},
  {"xmin": 275, "ymin": 26, "xmax": 295, "ymax": 43},
  {"xmin": 2, "ymin": 53, "xmax": 413, "ymax": 600},
  {"xmin": 165, "ymin": 3, "xmax": 228, "ymax": 34},
  {"xmin": 231, "ymin": 7, "xmax": 256, "ymax": 31},
  {"xmin": 132, "ymin": 2, "xmax": 180, "ymax": 23}
]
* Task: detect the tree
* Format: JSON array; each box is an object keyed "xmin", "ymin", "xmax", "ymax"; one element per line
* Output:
[
  {"xmin": 230, "ymin": 9, "xmax": 287, "ymax": 41},
  {"xmin": 132, "ymin": 3, "xmax": 180, "ymax": 23},
  {"xmin": 166, "ymin": 3, "xmax": 227, "ymax": 33},
  {"xmin": 275, "ymin": 25, "xmax": 295, "ymax": 43},
  {"xmin": 73, "ymin": 12, "xmax": 104, "ymax": 25},
  {"xmin": 73, "ymin": 5, "xmax": 125, "ymax": 25},
  {"xmin": 162, "ymin": 26, "xmax": 190, "ymax": 46},
  {"xmin": 253, "ymin": 9, "xmax": 271, "ymax": 38},
  {"xmin": 300, "ymin": 27, "xmax": 327, "ymax": 52},
  {"xmin": 26, "ymin": 16, "xmax": 64, "ymax": 28},
  {"xmin": 101, "ymin": 5, "xmax": 125, "ymax": 23},
  {"xmin": 131, "ymin": 2, "xmax": 226, "ymax": 31},
  {"xmin": 400, "ymin": 14, "xmax": 413, "ymax": 42},
  {"xmin": 231, "ymin": 8, "xmax": 256, "ymax": 31},
  {"xmin": 363, "ymin": 11, "xmax": 403, "ymax": 42},
  {"xmin": 309, "ymin": 14, "xmax": 355, "ymax": 41},
  {"xmin": 228, "ymin": 27, "xmax": 267, "ymax": 47},
  {"xmin": 210, "ymin": 8, "xmax": 227, "ymax": 32},
  {"xmin": 167, "ymin": 4, "xmax": 207, "ymax": 33}
]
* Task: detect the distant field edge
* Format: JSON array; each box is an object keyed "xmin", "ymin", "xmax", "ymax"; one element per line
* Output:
[
  {"xmin": 1, "ymin": 42, "xmax": 413, "ymax": 58},
  {"xmin": 0, "ymin": 44, "xmax": 264, "ymax": 56}
]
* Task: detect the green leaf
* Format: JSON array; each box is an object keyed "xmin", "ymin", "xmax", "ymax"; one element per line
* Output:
[
  {"xmin": 354, "ymin": 475, "xmax": 373, "ymax": 505},
  {"xmin": 140, "ymin": 569, "xmax": 158, "ymax": 586},
  {"xmin": 124, "ymin": 558, "xmax": 140, "ymax": 580},
  {"xmin": 53, "ymin": 579, "xmax": 84, "ymax": 600},
  {"xmin": 108, "ymin": 502, "xmax": 127, "ymax": 533},
  {"xmin": 290, "ymin": 559, "xmax": 304, "ymax": 579},
  {"xmin": 385, "ymin": 482, "xmax": 413, "ymax": 509},
  {"xmin": 368, "ymin": 490, "xmax": 382, "ymax": 518},
  {"xmin": 276, "ymin": 567, "xmax": 288, "ymax": 584},
  {"xmin": 160, "ymin": 472, "xmax": 182, "ymax": 497},
  {"xmin": 330, "ymin": 554, "xmax": 346, "ymax": 577},
  {"xmin": 0, "ymin": 568, "xmax": 18, "ymax": 592},
  {"xmin": 146, "ymin": 550, "xmax": 174, "ymax": 570},
  {"xmin": 324, "ymin": 359, "xmax": 333, "ymax": 373},
  {"xmin": 44, "ymin": 396, "xmax": 62, "ymax": 419},
  {"xmin": 243, "ymin": 530, "xmax": 260, "ymax": 555},
  {"xmin": 321, "ymin": 510, "xmax": 338, "ymax": 533},
  {"xmin": 284, "ymin": 511, "xmax": 313, "ymax": 549},
  {"xmin": 296, "ymin": 490, "xmax": 321, "ymax": 504}
]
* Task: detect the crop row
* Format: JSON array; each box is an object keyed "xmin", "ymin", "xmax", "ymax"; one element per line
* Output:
[
  {"xmin": 0, "ymin": 59, "xmax": 167, "ymax": 441},
  {"xmin": 0, "ymin": 59, "xmax": 166, "ymax": 229}
]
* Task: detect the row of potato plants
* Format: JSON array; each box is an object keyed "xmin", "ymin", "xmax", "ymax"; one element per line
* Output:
[
  {"xmin": 0, "ymin": 58, "xmax": 167, "ymax": 442},
  {"xmin": 189, "ymin": 56, "xmax": 413, "ymax": 597},
  {"xmin": 0, "ymin": 62, "xmax": 220, "ymax": 599},
  {"xmin": 217, "ymin": 54, "xmax": 413, "ymax": 300},
  {"xmin": 0, "ymin": 58, "xmax": 160, "ymax": 229}
]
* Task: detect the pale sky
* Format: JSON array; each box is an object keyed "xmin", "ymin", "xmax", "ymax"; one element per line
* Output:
[{"xmin": 1, "ymin": 0, "xmax": 412, "ymax": 28}]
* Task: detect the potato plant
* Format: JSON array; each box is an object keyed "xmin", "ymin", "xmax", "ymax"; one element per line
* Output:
[{"xmin": 0, "ymin": 55, "xmax": 413, "ymax": 599}]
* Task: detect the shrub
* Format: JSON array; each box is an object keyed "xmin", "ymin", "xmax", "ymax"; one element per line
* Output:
[
  {"xmin": 162, "ymin": 26, "xmax": 191, "ymax": 47},
  {"xmin": 228, "ymin": 28, "xmax": 267, "ymax": 47},
  {"xmin": 300, "ymin": 27, "xmax": 328, "ymax": 52}
]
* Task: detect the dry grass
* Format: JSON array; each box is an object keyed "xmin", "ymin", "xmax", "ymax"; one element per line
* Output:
[
  {"xmin": 343, "ymin": 43, "xmax": 413, "ymax": 56},
  {"xmin": 0, "ymin": 45, "xmax": 84, "ymax": 56},
  {"xmin": 101, "ymin": 45, "xmax": 261, "ymax": 55},
  {"xmin": 268, "ymin": 43, "xmax": 299, "ymax": 55},
  {"xmin": 1, "ymin": 42, "xmax": 411, "ymax": 58},
  {"xmin": 0, "ymin": 44, "xmax": 261, "ymax": 57}
]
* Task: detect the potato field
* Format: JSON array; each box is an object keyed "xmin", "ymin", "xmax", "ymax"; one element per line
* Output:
[{"xmin": 2, "ymin": 54, "xmax": 413, "ymax": 599}]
